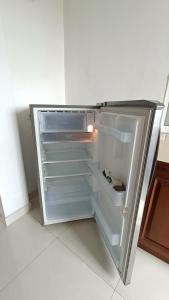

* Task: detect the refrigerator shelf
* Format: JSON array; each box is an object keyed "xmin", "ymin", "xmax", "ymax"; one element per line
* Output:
[
  {"xmin": 92, "ymin": 198, "xmax": 120, "ymax": 246},
  {"xmin": 45, "ymin": 196, "xmax": 91, "ymax": 205},
  {"xmin": 43, "ymin": 161, "xmax": 92, "ymax": 179},
  {"xmin": 90, "ymin": 164, "xmax": 125, "ymax": 206},
  {"xmin": 45, "ymin": 200, "xmax": 93, "ymax": 221},
  {"xmin": 42, "ymin": 140, "xmax": 93, "ymax": 145},
  {"xmin": 42, "ymin": 149, "xmax": 92, "ymax": 164},
  {"xmin": 95, "ymin": 124, "xmax": 132, "ymax": 143},
  {"xmin": 44, "ymin": 177, "xmax": 93, "ymax": 204},
  {"xmin": 41, "ymin": 132, "xmax": 95, "ymax": 143}
]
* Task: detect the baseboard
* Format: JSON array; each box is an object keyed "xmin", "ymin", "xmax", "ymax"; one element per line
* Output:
[
  {"xmin": 0, "ymin": 196, "xmax": 6, "ymax": 224},
  {"xmin": 5, "ymin": 202, "xmax": 31, "ymax": 226}
]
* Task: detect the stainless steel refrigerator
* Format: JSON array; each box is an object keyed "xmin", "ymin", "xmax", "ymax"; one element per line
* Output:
[{"xmin": 30, "ymin": 100, "xmax": 163, "ymax": 285}]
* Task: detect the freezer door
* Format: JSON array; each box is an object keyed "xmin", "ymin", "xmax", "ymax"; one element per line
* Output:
[{"xmin": 94, "ymin": 101, "xmax": 163, "ymax": 285}]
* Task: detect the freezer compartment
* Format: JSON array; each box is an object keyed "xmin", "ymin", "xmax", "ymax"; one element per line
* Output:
[
  {"xmin": 41, "ymin": 132, "xmax": 95, "ymax": 143},
  {"xmin": 43, "ymin": 161, "xmax": 92, "ymax": 179},
  {"xmin": 39, "ymin": 111, "xmax": 95, "ymax": 132},
  {"xmin": 90, "ymin": 164, "xmax": 125, "ymax": 206},
  {"xmin": 44, "ymin": 177, "xmax": 94, "ymax": 221},
  {"xmin": 42, "ymin": 142, "xmax": 93, "ymax": 163}
]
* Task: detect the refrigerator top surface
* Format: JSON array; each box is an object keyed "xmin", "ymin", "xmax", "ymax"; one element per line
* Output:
[
  {"xmin": 102, "ymin": 100, "xmax": 164, "ymax": 110},
  {"xmin": 30, "ymin": 104, "xmax": 100, "ymax": 110},
  {"xmin": 30, "ymin": 100, "xmax": 164, "ymax": 111}
]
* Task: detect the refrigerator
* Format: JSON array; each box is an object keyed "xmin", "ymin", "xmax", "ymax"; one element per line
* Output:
[{"xmin": 30, "ymin": 100, "xmax": 163, "ymax": 285}]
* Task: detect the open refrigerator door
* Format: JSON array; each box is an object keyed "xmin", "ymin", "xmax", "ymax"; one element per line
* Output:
[{"xmin": 92, "ymin": 101, "xmax": 163, "ymax": 284}]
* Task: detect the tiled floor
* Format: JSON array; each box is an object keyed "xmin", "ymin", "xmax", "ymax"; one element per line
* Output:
[{"xmin": 0, "ymin": 205, "xmax": 169, "ymax": 300}]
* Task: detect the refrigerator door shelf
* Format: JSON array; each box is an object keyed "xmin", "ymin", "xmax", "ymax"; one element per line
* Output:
[
  {"xmin": 95, "ymin": 123, "xmax": 133, "ymax": 143},
  {"xmin": 92, "ymin": 198, "xmax": 120, "ymax": 246},
  {"xmin": 43, "ymin": 161, "xmax": 92, "ymax": 179},
  {"xmin": 90, "ymin": 164, "xmax": 125, "ymax": 206}
]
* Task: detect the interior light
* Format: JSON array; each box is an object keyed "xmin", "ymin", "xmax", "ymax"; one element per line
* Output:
[{"xmin": 87, "ymin": 124, "xmax": 94, "ymax": 132}]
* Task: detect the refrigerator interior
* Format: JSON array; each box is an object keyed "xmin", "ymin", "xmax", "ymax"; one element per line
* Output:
[
  {"xmin": 36, "ymin": 108, "xmax": 144, "ymax": 269},
  {"xmin": 38, "ymin": 110, "xmax": 97, "ymax": 223}
]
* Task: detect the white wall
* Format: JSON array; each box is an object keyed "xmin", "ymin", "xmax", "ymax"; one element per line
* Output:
[
  {"xmin": 64, "ymin": 0, "xmax": 169, "ymax": 105},
  {"xmin": 0, "ymin": 0, "xmax": 65, "ymax": 218},
  {"xmin": 158, "ymin": 134, "xmax": 169, "ymax": 163}
]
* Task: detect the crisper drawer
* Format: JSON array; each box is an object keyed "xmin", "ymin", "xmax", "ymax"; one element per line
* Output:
[
  {"xmin": 44, "ymin": 177, "xmax": 94, "ymax": 221},
  {"xmin": 45, "ymin": 200, "xmax": 93, "ymax": 221},
  {"xmin": 39, "ymin": 111, "xmax": 95, "ymax": 132},
  {"xmin": 45, "ymin": 176, "xmax": 93, "ymax": 202}
]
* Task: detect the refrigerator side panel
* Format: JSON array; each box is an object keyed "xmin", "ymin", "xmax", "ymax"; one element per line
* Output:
[{"xmin": 30, "ymin": 106, "xmax": 46, "ymax": 225}]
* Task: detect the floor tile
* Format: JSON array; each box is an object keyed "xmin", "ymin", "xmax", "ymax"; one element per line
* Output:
[
  {"xmin": 59, "ymin": 219, "xmax": 120, "ymax": 289},
  {"xmin": 46, "ymin": 221, "xmax": 72, "ymax": 237},
  {"xmin": 0, "ymin": 213, "xmax": 54, "ymax": 290},
  {"xmin": 111, "ymin": 292, "xmax": 126, "ymax": 300},
  {"xmin": 0, "ymin": 239, "xmax": 114, "ymax": 300},
  {"xmin": 116, "ymin": 248, "xmax": 169, "ymax": 300},
  {"xmin": 29, "ymin": 205, "xmax": 42, "ymax": 223},
  {"xmin": 30, "ymin": 204, "xmax": 72, "ymax": 237}
]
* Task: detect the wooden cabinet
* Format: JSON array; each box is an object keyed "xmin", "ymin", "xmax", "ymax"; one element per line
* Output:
[{"xmin": 138, "ymin": 161, "xmax": 169, "ymax": 263}]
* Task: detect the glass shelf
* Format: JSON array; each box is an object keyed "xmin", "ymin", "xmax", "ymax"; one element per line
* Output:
[
  {"xmin": 41, "ymin": 132, "xmax": 95, "ymax": 143},
  {"xmin": 44, "ymin": 177, "xmax": 93, "ymax": 204},
  {"xmin": 43, "ymin": 149, "xmax": 92, "ymax": 163},
  {"xmin": 95, "ymin": 123, "xmax": 132, "ymax": 143},
  {"xmin": 43, "ymin": 161, "xmax": 92, "ymax": 179}
]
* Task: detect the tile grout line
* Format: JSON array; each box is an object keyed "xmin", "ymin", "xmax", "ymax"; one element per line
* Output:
[
  {"xmin": 33, "ymin": 216, "xmax": 118, "ymax": 291},
  {"xmin": 115, "ymin": 290, "xmax": 128, "ymax": 300},
  {"xmin": 114, "ymin": 277, "xmax": 121, "ymax": 291},
  {"xmin": 114, "ymin": 276, "xmax": 129, "ymax": 300},
  {"xmin": 0, "ymin": 221, "xmax": 82, "ymax": 294},
  {"xmin": 57, "ymin": 236, "xmax": 116, "ymax": 292},
  {"xmin": 0, "ymin": 215, "xmax": 116, "ymax": 295},
  {"xmin": 45, "ymin": 221, "xmax": 74, "ymax": 238},
  {"xmin": 110, "ymin": 289, "xmax": 116, "ymax": 300},
  {"xmin": 0, "ymin": 237, "xmax": 57, "ymax": 294}
]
